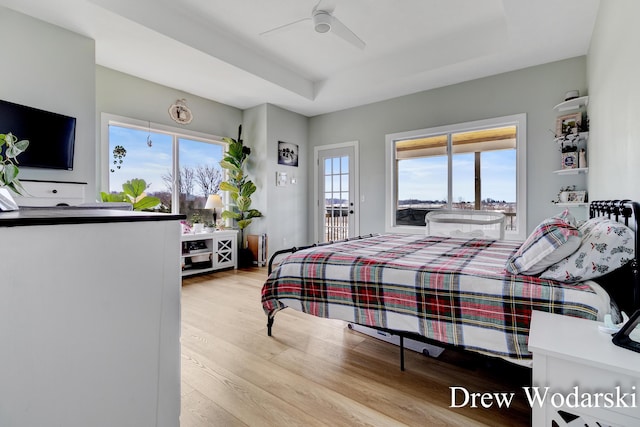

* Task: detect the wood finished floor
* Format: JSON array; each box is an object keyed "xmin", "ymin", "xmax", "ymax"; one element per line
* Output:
[{"xmin": 180, "ymin": 267, "xmax": 532, "ymax": 426}]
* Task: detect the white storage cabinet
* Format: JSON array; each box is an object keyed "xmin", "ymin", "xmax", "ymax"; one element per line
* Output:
[{"xmin": 181, "ymin": 230, "xmax": 238, "ymax": 276}]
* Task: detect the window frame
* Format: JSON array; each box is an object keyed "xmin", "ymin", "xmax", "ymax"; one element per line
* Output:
[
  {"xmin": 385, "ymin": 113, "xmax": 527, "ymax": 240},
  {"xmin": 100, "ymin": 113, "xmax": 227, "ymax": 214}
]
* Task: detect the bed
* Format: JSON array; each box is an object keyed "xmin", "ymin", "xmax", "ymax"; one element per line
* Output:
[{"xmin": 261, "ymin": 200, "xmax": 640, "ymax": 367}]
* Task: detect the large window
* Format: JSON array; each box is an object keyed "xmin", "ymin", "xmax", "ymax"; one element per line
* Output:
[
  {"xmin": 102, "ymin": 114, "xmax": 226, "ymax": 220},
  {"xmin": 385, "ymin": 114, "xmax": 526, "ymax": 240}
]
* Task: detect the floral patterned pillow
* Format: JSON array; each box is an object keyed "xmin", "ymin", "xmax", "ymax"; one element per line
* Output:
[
  {"xmin": 540, "ymin": 219, "xmax": 635, "ymax": 282},
  {"xmin": 506, "ymin": 209, "xmax": 581, "ymax": 275}
]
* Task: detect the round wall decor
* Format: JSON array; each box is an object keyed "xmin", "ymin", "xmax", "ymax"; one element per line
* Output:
[{"xmin": 169, "ymin": 99, "xmax": 193, "ymax": 124}]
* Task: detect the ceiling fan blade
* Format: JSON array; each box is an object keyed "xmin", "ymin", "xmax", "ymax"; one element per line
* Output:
[
  {"xmin": 313, "ymin": 0, "xmax": 337, "ymax": 14},
  {"xmin": 330, "ymin": 16, "xmax": 366, "ymax": 49},
  {"xmin": 259, "ymin": 17, "xmax": 310, "ymax": 37}
]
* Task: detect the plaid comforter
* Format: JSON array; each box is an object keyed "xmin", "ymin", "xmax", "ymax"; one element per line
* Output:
[{"xmin": 261, "ymin": 234, "xmax": 614, "ymax": 361}]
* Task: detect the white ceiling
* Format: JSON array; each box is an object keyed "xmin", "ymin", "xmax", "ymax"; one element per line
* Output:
[{"xmin": 1, "ymin": 0, "xmax": 600, "ymax": 117}]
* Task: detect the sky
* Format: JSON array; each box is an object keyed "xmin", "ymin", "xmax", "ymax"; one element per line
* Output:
[
  {"xmin": 108, "ymin": 126, "xmax": 224, "ymax": 195},
  {"xmin": 398, "ymin": 149, "xmax": 516, "ymax": 202}
]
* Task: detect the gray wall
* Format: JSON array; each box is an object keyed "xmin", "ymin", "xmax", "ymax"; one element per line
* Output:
[
  {"xmin": 0, "ymin": 6, "xmax": 96, "ymax": 195},
  {"xmin": 308, "ymin": 57, "xmax": 588, "ymax": 237},
  {"xmin": 243, "ymin": 104, "xmax": 309, "ymax": 254},
  {"xmin": 587, "ymin": 0, "xmax": 640, "ymax": 202}
]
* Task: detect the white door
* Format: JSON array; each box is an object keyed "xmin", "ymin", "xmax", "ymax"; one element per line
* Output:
[{"xmin": 315, "ymin": 142, "xmax": 359, "ymax": 242}]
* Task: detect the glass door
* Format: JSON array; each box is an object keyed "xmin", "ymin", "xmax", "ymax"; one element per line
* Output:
[{"xmin": 316, "ymin": 144, "xmax": 357, "ymax": 242}]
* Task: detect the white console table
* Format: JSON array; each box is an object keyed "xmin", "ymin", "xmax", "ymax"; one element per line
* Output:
[
  {"xmin": 529, "ymin": 310, "xmax": 640, "ymax": 426},
  {"xmin": 181, "ymin": 229, "xmax": 238, "ymax": 276}
]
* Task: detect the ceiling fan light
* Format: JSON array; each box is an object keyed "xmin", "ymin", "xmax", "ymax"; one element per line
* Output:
[{"xmin": 313, "ymin": 11, "xmax": 332, "ymax": 33}]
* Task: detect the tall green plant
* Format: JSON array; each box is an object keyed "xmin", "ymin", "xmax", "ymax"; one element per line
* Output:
[
  {"xmin": 0, "ymin": 132, "xmax": 29, "ymax": 194},
  {"xmin": 219, "ymin": 125, "xmax": 262, "ymax": 243}
]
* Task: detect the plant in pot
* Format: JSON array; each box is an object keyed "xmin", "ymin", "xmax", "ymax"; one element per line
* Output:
[
  {"xmin": 219, "ymin": 125, "xmax": 262, "ymax": 266},
  {"xmin": 0, "ymin": 132, "xmax": 29, "ymax": 210},
  {"xmin": 190, "ymin": 211, "xmax": 204, "ymax": 233}
]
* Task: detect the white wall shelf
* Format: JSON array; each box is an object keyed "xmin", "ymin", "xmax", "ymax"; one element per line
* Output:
[
  {"xmin": 553, "ymin": 95, "xmax": 589, "ymax": 112},
  {"xmin": 554, "ymin": 202, "xmax": 588, "ymax": 207},
  {"xmin": 552, "ymin": 167, "xmax": 588, "ymax": 175}
]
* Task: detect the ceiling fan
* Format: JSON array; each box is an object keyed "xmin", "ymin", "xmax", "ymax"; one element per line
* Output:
[{"xmin": 259, "ymin": 1, "xmax": 366, "ymax": 50}]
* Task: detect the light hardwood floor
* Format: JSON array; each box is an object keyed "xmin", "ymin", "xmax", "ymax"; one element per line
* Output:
[{"xmin": 180, "ymin": 268, "xmax": 532, "ymax": 426}]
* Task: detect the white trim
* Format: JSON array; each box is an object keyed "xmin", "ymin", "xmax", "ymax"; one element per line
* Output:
[
  {"xmin": 385, "ymin": 114, "xmax": 527, "ymax": 240},
  {"xmin": 313, "ymin": 141, "xmax": 360, "ymax": 243}
]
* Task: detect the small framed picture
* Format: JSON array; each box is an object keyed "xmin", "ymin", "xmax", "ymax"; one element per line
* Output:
[
  {"xmin": 562, "ymin": 151, "xmax": 578, "ymax": 169},
  {"xmin": 566, "ymin": 190, "xmax": 586, "ymax": 203},
  {"xmin": 278, "ymin": 141, "xmax": 299, "ymax": 167},
  {"xmin": 556, "ymin": 113, "xmax": 581, "ymax": 136}
]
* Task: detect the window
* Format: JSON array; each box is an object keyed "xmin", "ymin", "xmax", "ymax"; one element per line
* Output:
[
  {"xmin": 102, "ymin": 114, "xmax": 226, "ymax": 220},
  {"xmin": 385, "ymin": 114, "xmax": 527, "ymax": 240}
]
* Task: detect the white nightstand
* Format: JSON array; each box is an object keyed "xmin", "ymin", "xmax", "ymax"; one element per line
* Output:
[{"xmin": 528, "ymin": 311, "xmax": 640, "ymax": 426}]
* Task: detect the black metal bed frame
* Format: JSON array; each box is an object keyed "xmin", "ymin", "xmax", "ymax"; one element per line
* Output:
[{"xmin": 265, "ymin": 200, "xmax": 640, "ymax": 370}]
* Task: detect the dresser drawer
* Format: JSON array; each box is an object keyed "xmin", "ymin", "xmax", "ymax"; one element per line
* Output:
[{"xmin": 14, "ymin": 180, "xmax": 86, "ymax": 206}]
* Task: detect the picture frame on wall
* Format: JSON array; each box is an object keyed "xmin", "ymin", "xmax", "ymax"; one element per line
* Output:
[
  {"xmin": 278, "ymin": 141, "xmax": 298, "ymax": 167},
  {"xmin": 556, "ymin": 113, "xmax": 582, "ymax": 136}
]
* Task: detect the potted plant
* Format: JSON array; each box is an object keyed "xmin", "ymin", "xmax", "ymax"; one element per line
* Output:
[
  {"xmin": 190, "ymin": 211, "xmax": 204, "ymax": 233},
  {"xmin": 0, "ymin": 132, "xmax": 29, "ymax": 210},
  {"xmin": 203, "ymin": 221, "xmax": 215, "ymax": 233},
  {"xmin": 219, "ymin": 125, "xmax": 262, "ymax": 265}
]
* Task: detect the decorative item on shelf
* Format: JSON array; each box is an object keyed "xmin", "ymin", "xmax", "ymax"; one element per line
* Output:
[
  {"xmin": 556, "ymin": 112, "xmax": 581, "ymax": 138},
  {"xmin": 168, "ymin": 98, "xmax": 193, "ymax": 124},
  {"xmin": 204, "ymin": 194, "xmax": 224, "ymax": 228},
  {"xmin": 180, "ymin": 220, "xmax": 192, "ymax": 235},
  {"xmin": 561, "ymin": 151, "xmax": 578, "ymax": 169},
  {"xmin": 564, "ymin": 90, "xmax": 580, "ymax": 101},
  {"xmin": 190, "ymin": 211, "xmax": 204, "ymax": 233},
  {"xmin": 0, "ymin": 132, "xmax": 29, "ymax": 211},
  {"xmin": 565, "ymin": 190, "xmax": 586, "ymax": 203},
  {"xmin": 552, "ymin": 185, "xmax": 575, "ymax": 204},
  {"xmin": 578, "ymin": 148, "xmax": 587, "ymax": 169},
  {"xmin": 203, "ymin": 222, "xmax": 215, "ymax": 233}
]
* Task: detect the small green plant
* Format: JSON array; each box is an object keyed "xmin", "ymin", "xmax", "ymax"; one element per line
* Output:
[
  {"xmin": 100, "ymin": 178, "xmax": 161, "ymax": 211},
  {"xmin": 0, "ymin": 132, "xmax": 29, "ymax": 194},
  {"xmin": 190, "ymin": 212, "xmax": 203, "ymax": 224}
]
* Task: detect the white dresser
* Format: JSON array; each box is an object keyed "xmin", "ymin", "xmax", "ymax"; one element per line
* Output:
[{"xmin": 529, "ymin": 310, "xmax": 640, "ymax": 426}]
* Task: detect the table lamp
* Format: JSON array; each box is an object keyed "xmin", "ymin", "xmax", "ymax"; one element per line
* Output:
[{"xmin": 204, "ymin": 194, "xmax": 224, "ymax": 226}]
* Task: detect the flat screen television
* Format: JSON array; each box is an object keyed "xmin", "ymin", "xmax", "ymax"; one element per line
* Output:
[{"xmin": 0, "ymin": 99, "xmax": 76, "ymax": 170}]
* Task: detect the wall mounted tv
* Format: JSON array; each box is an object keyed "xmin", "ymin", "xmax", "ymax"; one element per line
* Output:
[{"xmin": 0, "ymin": 99, "xmax": 76, "ymax": 170}]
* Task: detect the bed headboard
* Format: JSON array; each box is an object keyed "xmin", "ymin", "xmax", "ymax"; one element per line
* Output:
[{"xmin": 589, "ymin": 200, "xmax": 640, "ymax": 315}]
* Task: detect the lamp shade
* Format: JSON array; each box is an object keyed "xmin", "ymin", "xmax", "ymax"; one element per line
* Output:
[{"xmin": 204, "ymin": 194, "xmax": 224, "ymax": 209}]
